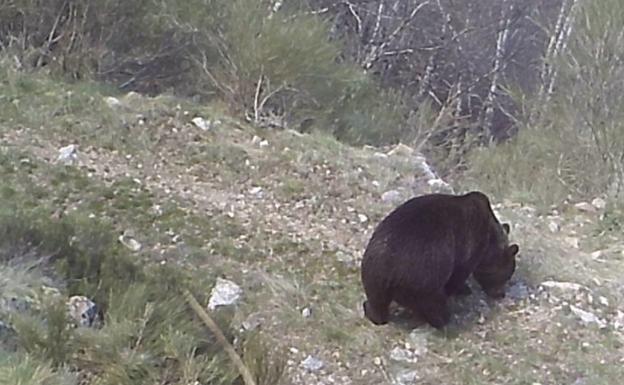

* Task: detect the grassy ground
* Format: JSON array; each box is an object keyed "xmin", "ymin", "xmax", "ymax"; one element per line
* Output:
[{"xmin": 1, "ymin": 67, "xmax": 623, "ymax": 384}]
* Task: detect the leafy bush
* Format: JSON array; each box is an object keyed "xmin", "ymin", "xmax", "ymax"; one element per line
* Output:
[{"xmin": 330, "ymin": 80, "xmax": 412, "ymax": 145}]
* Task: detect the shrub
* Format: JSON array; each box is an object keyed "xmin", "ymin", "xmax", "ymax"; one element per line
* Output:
[{"xmin": 0, "ymin": 202, "xmax": 283, "ymax": 384}]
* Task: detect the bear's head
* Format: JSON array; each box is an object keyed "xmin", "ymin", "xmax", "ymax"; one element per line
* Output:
[{"xmin": 473, "ymin": 222, "xmax": 519, "ymax": 298}]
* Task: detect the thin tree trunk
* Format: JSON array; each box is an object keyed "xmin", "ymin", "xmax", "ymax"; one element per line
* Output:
[
  {"xmin": 534, "ymin": 0, "xmax": 578, "ymax": 120},
  {"xmin": 483, "ymin": 0, "xmax": 513, "ymax": 142}
]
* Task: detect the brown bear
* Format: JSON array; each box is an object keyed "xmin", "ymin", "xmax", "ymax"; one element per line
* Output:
[{"xmin": 360, "ymin": 191, "xmax": 519, "ymax": 329}]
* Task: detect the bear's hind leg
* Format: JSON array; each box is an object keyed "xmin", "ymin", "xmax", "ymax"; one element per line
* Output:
[
  {"xmin": 363, "ymin": 291, "xmax": 391, "ymax": 325},
  {"xmin": 393, "ymin": 289, "xmax": 450, "ymax": 329},
  {"xmin": 418, "ymin": 291, "xmax": 450, "ymax": 329}
]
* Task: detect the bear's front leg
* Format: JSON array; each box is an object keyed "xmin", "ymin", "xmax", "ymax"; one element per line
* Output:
[
  {"xmin": 444, "ymin": 269, "xmax": 473, "ymax": 296},
  {"xmin": 444, "ymin": 281, "xmax": 472, "ymax": 296},
  {"xmin": 417, "ymin": 291, "xmax": 451, "ymax": 329}
]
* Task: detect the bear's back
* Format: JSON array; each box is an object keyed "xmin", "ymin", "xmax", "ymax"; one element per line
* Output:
[
  {"xmin": 362, "ymin": 192, "xmax": 496, "ymax": 289},
  {"xmin": 371, "ymin": 192, "xmax": 488, "ymax": 245}
]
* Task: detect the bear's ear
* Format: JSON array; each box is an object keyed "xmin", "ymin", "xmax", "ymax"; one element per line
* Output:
[
  {"xmin": 507, "ymin": 244, "xmax": 519, "ymax": 258},
  {"xmin": 502, "ymin": 223, "xmax": 511, "ymax": 234}
]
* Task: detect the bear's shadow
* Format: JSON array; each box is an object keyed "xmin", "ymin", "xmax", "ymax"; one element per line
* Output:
[{"xmin": 386, "ymin": 276, "xmax": 532, "ymax": 338}]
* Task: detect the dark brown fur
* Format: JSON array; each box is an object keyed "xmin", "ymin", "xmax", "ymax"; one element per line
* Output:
[{"xmin": 361, "ymin": 191, "xmax": 519, "ymax": 329}]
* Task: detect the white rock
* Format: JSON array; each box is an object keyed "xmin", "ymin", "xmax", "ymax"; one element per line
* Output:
[
  {"xmin": 67, "ymin": 295, "xmax": 101, "ymax": 327},
  {"xmin": 613, "ymin": 310, "xmax": 624, "ymax": 330},
  {"xmin": 302, "ymin": 307, "xmax": 312, "ymax": 318},
  {"xmin": 381, "ymin": 190, "xmax": 402, "ymax": 204},
  {"xmin": 357, "ymin": 214, "xmax": 368, "ymax": 223},
  {"xmin": 574, "ymin": 202, "xmax": 596, "ymax": 213},
  {"xmin": 123, "ymin": 91, "xmax": 142, "ymax": 101},
  {"xmin": 540, "ymin": 281, "xmax": 584, "ymax": 291},
  {"xmin": 251, "ymin": 135, "xmax": 262, "ymax": 144},
  {"xmin": 207, "ymin": 278, "xmax": 242, "ymax": 310},
  {"xmin": 590, "ymin": 250, "xmax": 604, "ymax": 260},
  {"xmin": 301, "ymin": 355, "xmax": 324, "ymax": 372},
  {"xmin": 564, "ymin": 236, "xmax": 580, "ymax": 249},
  {"xmin": 387, "ymin": 143, "xmax": 414, "ymax": 157},
  {"xmin": 335, "ymin": 251, "xmax": 356, "ymax": 265},
  {"xmin": 104, "ymin": 96, "xmax": 122, "ymax": 108},
  {"xmin": 57, "ymin": 144, "xmax": 78, "ymax": 165},
  {"xmin": 591, "ymin": 197, "xmax": 607, "ymax": 210},
  {"xmin": 372, "ymin": 152, "xmax": 388, "ymax": 159},
  {"xmin": 389, "ymin": 346, "xmax": 418, "ymax": 364},
  {"xmin": 118, "ymin": 233, "xmax": 142, "ymax": 252},
  {"xmin": 192, "ymin": 117, "xmax": 211, "ymax": 131},
  {"xmin": 598, "ymin": 296, "xmax": 609, "ymax": 306},
  {"xmin": 570, "ymin": 305, "xmax": 607, "ymax": 328},
  {"xmin": 427, "ymin": 178, "xmax": 451, "ymax": 192},
  {"xmin": 241, "ymin": 313, "xmax": 263, "ymax": 331},
  {"xmin": 548, "ymin": 221, "xmax": 560, "ymax": 233},
  {"xmin": 249, "ymin": 186, "xmax": 263, "ymax": 196},
  {"xmin": 395, "ymin": 370, "xmax": 419, "ymax": 385}
]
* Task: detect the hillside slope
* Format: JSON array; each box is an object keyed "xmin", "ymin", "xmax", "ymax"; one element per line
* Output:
[{"xmin": 1, "ymin": 76, "xmax": 623, "ymax": 384}]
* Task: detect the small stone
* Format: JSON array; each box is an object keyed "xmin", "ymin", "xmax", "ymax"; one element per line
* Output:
[
  {"xmin": 373, "ymin": 357, "xmax": 382, "ymax": 366},
  {"xmin": 335, "ymin": 251, "xmax": 356, "ymax": 266},
  {"xmin": 104, "ymin": 96, "xmax": 122, "ymax": 108},
  {"xmin": 259, "ymin": 139, "xmax": 269, "ymax": 147},
  {"xmin": 301, "ymin": 355, "xmax": 324, "ymax": 372},
  {"xmin": 381, "ymin": 190, "xmax": 402, "ymax": 204},
  {"xmin": 57, "ymin": 144, "xmax": 78, "ymax": 165},
  {"xmin": 192, "ymin": 117, "xmax": 211, "ymax": 131},
  {"xmin": 598, "ymin": 296, "xmax": 609, "ymax": 306},
  {"xmin": 614, "ymin": 311, "xmax": 624, "ymax": 330},
  {"xmin": 548, "ymin": 221, "xmax": 560, "ymax": 233},
  {"xmin": 570, "ymin": 305, "xmax": 606, "ymax": 328},
  {"xmin": 387, "ymin": 143, "xmax": 414, "ymax": 157},
  {"xmin": 540, "ymin": 281, "xmax": 584, "ymax": 291},
  {"xmin": 591, "ymin": 250, "xmax": 604, "ymax": 260},
  {"xmin": 427, "ymin": 178, "xmax": 452, "ymax": 194},
  {"xmin": 357, "ymin": 214, "xmax": 368, "ymax": 223},
  {"xmin": 207, "ymin": 278, "xmax": 242, "ymax": 310},
  {"xmin": 591, "ymin": 197, "xmax": 606, "ymax": 210},
  {"xmin": 241, "ymin": 313, "xmax": 263, "ymax": 331},
  {"xmin": 574, "ymin": 202, "xmax": 596, "ymax": 213},
  {"xmin": 302, "ymin": 307, "xmax": 312, "ymax": 318},
  {"xmin": 395, "ymin": 369, "xmax": 419, "ymax": 384},
  {"xmin": 249, "ymin": 186, "xmax": 263, "ymax": 196},
  {"xmin": 372, "ymin": 152, "xmax": 388, "ymax": 159},
  {"xmin": 118, "ymin": 233, "xmax": 142, "ymax": 252},
  {"xmin": 564, "ymin": 237, "xmax": 580, "ymax": 249},
  {"xmin": 67, "ymin": 296, "xmax": 101, "ymax": 328},
  {"xmin": 389, "ymin": 346, "xmax": 418, "ymax": 363}
]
